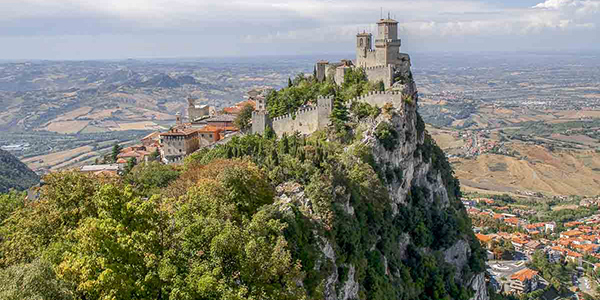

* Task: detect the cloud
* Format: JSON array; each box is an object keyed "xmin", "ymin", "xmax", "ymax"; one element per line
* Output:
[{"xmin": 0, "ymin": 0, "xmax": 598, "ymax": 58}]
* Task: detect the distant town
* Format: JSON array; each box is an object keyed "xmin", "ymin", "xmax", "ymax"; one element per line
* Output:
[{"xmin": 466, "ymin": 195, "xmax": 600, "ymax": 299}]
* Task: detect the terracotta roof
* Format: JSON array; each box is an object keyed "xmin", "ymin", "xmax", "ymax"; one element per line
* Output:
[
  {"xmin": 141, "ymin": 131, "xmax": 161, "ymax": 141},
  {"xmin": 562, "ymin": 230, "xmax": 583, "ymax": 237},
  {"xmin": 504, "ymin": 217, "xmax": 520, "ymax": 225},
  {"xmin": 512, "ymin": 238, "xmax": 528, "ymax": 245},
  {"xmin": 525, "ymin": 240, "xmax": 541, "ymax": 249},
  {"xmin": 511, "ymin": 268, "xmax": 538, "ymax": 282},
  {"xmin": 567, "ymin": 250, "xmax": 583, "ymax": 258},
  {"xmin": 198, "ymin": 125, "xmax": 223, "ymax": 133},
  {"xmin": 118, "ymin": 150, "xmax": 150, "ymax": 158},
  {"xmin": 476, "ymin": 233, "xmax": 493, "ymax": 243},
  {"xmin": 160, "ymin": 128, "xmax": 199, "ymax": 136},
  {"xmin": 223, "ymin": 100, "xmax": 256, "ymax": 114}
]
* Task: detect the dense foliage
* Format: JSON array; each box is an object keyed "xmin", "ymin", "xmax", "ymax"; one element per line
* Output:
[
  {"xmin": 266, "ymin": 69, "xmax": 382, "ymax": 119},
  {"xmin": 0, "ymin": 73, "xmax": 484, "ymax": 300},
  {"xmin": 0, "ymin": 149, "xmax": 40, "ymax": 193}
]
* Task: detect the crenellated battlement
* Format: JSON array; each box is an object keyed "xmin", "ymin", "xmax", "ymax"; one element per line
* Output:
[{"xmin": 364, "ymin": 65, "xmax": 391, "ymax": 71}]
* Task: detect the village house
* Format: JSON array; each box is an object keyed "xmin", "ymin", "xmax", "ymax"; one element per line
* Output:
[
  {"xmin": 547, "ymin": 246, "xmax": 567, "ymax": 263},
  {"xmin": 510, "ymin": 268, "xmax": 539, "ymax": 294},
  {"xmin": 511, "ymin": 238, "xmax": 528, "ymax": 252},
  {"xmin": 116, "ymin": 145, "xmax": 154, "ymax": 164},
  {"xmin": 560, "ymin": 230, "xmax": 583, "ymax": 239},
  {"xmin": 476, "ymin": 233, "xmax": 494, "ymax": 250},
  {"xmin": 504, "ymin": 217, "xmax": 521, "ymax": 227},
  {"xmin": 159, "ymin": 127, "xmax": 201, "ymax": 164},
  {"xmin": 141, "ymin": 131, "xmax": 161, "ymax": 148},
  {"xmin": 223, "ymin": 99, "xmax": 256, "ymax": 115},
  {"xmin": 566, "ymin": 250, "xmax": 583, "ymax": 266},
  {"xmin": 198, "ymin": 125, "xmax": 223, "ymax": 144},
  {"xmin": 524, "ymin": 241, "xmax": 543, "ymax": 255}
]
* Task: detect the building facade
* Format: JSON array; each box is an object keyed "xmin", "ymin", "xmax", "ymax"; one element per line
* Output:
[
  {"xmin": 316, "ymin": 17, "xmax": 412, "ymax": 88},
  {"xmin": 159, "ymin": 128, "xmax": 201, "ymax": 164}
]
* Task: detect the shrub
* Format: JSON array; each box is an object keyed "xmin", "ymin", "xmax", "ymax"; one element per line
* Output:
[{"xmin": 375, "ymin": 122, "xmax": 399, "ymax": 151}]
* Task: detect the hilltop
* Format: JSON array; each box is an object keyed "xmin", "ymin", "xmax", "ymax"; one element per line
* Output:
[
  {"xmin": 0, "ymin": 149, "xmax": 39, "ymax": 193},
  {"xmin": 0, "ymin": 18, "xmax": 488, "ymax": 299}
]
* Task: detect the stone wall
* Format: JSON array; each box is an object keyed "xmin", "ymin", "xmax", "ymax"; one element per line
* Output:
[
  {"xmin": 272, "ymin": 107, "xmax": 320, "ymax": 136},
  {"xmin": 348, "ymin": 90, "xmax": 404, "ymax": 108},
  {"xmin": 357, "ymin": 49, "xmax": 378, "ymax": 68},
  {"xmin": 364, "ymin": 65, "xmax": 394, "ymax": 88},
  {"xmin": 251, "ymin": 110, "xmax": 269, "ymax": 135}
]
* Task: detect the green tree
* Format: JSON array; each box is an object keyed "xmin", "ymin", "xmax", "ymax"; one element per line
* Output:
[
  {"xmin": 0, "ymin": 259, "xmax": 74, "ymax": 300},
  {"xmin": 111, "ymin": 143, "xmax": 122, "ymax": 163},
  {"xmin": 123, "ymin": 157, "xmax": 137, "ymax": 175},
  {"xmin": 125, "ymin": 161, "xmax": 180, "ymax": 195},
  {"xmin": 330, "ymin": 96, "xmax": 349, "ymax": 132},
  {"xmin": 234, "ymin": 104, "xmax": 254, "ymax": 131},
  {"xmin": 57, "ymin": 185, "xmax": 169, "ymax": 300},
  {"xmin": 150, "ymin": 148, "xmax": 160, "ymax": 161},
  {"xmin": 376, "ymin": 80, "xmax": 385, "ymax": 91},
  {"xmin": 0, "ymin": 191, "xmax": 25, "ymax": 223}
]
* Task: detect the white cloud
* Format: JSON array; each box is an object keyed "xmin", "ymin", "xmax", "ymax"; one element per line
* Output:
[{"xmin": 0, "ymin": 0, "xmax": 598, "ymax": 58}]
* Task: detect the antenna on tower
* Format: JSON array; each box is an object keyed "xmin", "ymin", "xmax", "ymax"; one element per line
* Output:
[
  {"xmin": 388, "ymin": 12, "xmax": 391, "ymax": 19},
  {"xmin": 380, "ymin": 7, "xmax": 383, "ymax": 19}
]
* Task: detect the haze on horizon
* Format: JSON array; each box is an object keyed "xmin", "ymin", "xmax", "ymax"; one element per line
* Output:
[{"xmin": 1, "ymin": 0, "xmax": 599, "ymax": 60}]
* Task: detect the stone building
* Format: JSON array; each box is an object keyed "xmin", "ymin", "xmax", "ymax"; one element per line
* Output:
[
  {"xmin": 187, "ymin": 97, "xmax": 212, "ymax": 121},
  {"xmin": 251, "ymin": 17, "xmax": 418, "ymax": 138},
  {"xmin": 316, "ymin": 17, "xmax": 412, "ymax": 88},
  {"xmin": 159, "ymin": 128, "xmax": 201, "ymax": 164}
]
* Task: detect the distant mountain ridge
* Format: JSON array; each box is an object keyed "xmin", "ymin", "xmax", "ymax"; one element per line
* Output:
[{"xmin": 0, "ymin": 149, "xmax": 39, "ymax": 193}]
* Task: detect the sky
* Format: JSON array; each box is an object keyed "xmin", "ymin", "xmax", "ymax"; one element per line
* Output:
[{"xmin": 0, "ymin": 0, "xmax": 599, "ymax": 60}]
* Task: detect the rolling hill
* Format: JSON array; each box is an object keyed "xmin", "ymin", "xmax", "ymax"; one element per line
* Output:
[{"xmin": 0, "ymin": 149, "xmax": 40, "ymax": 193}]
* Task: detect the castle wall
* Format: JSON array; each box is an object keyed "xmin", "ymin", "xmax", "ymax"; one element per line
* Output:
[
  {"xmin": 272, "ymin": 107, "xmax": 320, "ymax": 137},
  {"xmin": 316, "ymin": 62, "xmax": 328, "ymax": 82},
  {"xmin": 348, "ymin": 91, "xmax": 406, "ymax": 110},
  {"xmin": 357, "ymin": 50, "xmax": 378, "ymax": 68},
  {"xmin": 365, "ymin": 65, "xmax": 394, "ymax": 88},
  {"xmin": 252, "ymin": 111, "xmax": 269, "ymax": 135},
  {"xmin": 317, "ymin": 96, "xmax": 334, "ymax": 128},
  {"xmin": 335, "ymin": 67, "xmax": 351, "ymax": 86}
]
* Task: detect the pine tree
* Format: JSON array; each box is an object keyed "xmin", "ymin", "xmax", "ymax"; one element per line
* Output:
[
  {"xmin": 330, "ymin": 96, "xmax": 349, "ymax": 131},
  {"xmin": 280, "ymin": 133, "xmax": 289, "ymax": 154},
  {"xmin": 377, "ymin": 80, "xmax": 385, "ymax": 92},
  {"xmin": 313, "ymin": 66, "xmax": 317, "ymax": 82},
  {"xmin": 111, "ymin": 143, "xmax": 122, "ymax": 163},
  {"xmin": 288, "ymin": 78, "xmax": 293, "ymax": 88}
]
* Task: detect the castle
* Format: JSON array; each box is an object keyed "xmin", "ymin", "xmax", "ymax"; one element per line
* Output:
[{"xmin": 252, "ymin": 17, "xmax": 415, "ymax": 137}]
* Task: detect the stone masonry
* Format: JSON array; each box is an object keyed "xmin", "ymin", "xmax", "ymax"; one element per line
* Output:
[{"xmin": 251, "ymin": 17, "xmax": 415, "ymax": 137}]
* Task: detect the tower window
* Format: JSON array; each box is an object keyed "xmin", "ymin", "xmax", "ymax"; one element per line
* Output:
[{"xmin": 359, "ymin": 39, "xmax": 363, "ymax": 47}]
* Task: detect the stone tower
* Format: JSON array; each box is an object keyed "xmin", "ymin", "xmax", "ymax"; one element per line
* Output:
[
  {"xmin": 356, "ymin": 32, "xmax": 372, "ymax": 67},
  {"xmin": 375, "ymin": 17, "xmax": 401, "ymax": 66},
  {"xmin": 316, "ymin": 61, "xmax": 329, "ymax": 82},
  {"xmin": 256, "ymin": 96, "xmax": 266, "ymax": 111}
]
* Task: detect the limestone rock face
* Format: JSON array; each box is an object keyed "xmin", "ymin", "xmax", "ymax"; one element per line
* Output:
[{"xmin": 274, "ymin": 73, "xmax": 487, "ymax": 300}]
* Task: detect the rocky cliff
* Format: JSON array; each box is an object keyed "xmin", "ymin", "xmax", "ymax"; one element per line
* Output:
[{"xmin": 271, "ymin": 78, "xmax": 488, "ymax": 299}]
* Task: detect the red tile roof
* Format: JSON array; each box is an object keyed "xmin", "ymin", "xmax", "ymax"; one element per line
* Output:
[{"xmin": 511, "ymin": 268, "xmax": 538, "ymax": 282}]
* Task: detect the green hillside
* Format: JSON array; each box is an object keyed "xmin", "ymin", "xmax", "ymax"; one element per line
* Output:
[{"xmin": 0, "ymin": 149, "xmax": 40, "ymax": 193}]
